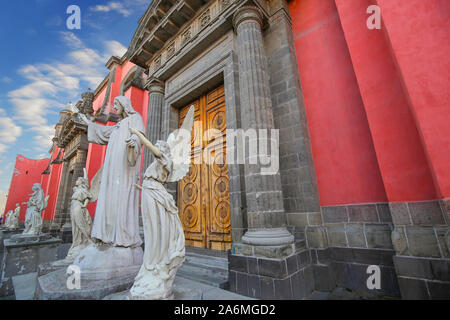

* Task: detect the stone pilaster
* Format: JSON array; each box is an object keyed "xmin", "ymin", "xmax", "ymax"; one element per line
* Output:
[
  {"xmin": 233, "ymin": 6, "xmax": 293, "ymax": 247},
  {"xmin": 143, "ymin": 77, "xmax": 165, "ymax": 171}
]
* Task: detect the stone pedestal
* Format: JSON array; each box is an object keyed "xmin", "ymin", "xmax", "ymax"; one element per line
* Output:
[
  {"xmin": 35, "ymin": 243, "xmax": 143, "ymax": 300},
  {"xmin": 61, "ymin": 223, "xmax": 73, "ymax": 243},
  {"xmin": 0, "ymin": 234, "xmax": 61, "ymax": 297},
  {"xmin": 0, "ymin": 228, "xmax": 24, "ymax": 252},
  {"xmin": 37, "ymin": 259, "xmax": 72, "ymax": 277},
  {"xmin": 0, "ymin": 228, "xmax": 24, "ymax": 282}
]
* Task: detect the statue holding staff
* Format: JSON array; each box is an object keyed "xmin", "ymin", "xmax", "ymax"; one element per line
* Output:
[{"xmin": 128, "ymin": 105, "xmax": 195, "ymax": 300}]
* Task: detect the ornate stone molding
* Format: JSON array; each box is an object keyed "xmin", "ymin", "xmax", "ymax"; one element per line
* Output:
[
  {"xmin": 133, "ymin": 0, "xmax": 237, "ymax": 76},
  {"xmin": 145, "ymin": 77, "xmax": 165, "ymax": 94},
  {"xmin": 232, "ymin": 5, "xmax": 264, "ymax": 30}
]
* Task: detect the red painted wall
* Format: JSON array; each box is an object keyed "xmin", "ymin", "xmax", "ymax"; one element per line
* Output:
[
  {"xmin": 42, "ymin": 147, "xmax": 64, "ymax": 221},
  {"xmin": 375, "ymin": 0, "xmax": 450, "ymax": 199},
  {"xmin": 334, "ymin": 0, "xmax": 437, "ymax": 202},
  {"xmin": 289, "ymin": 0, "xmax": 387, "ymax": 206},
  {"xmin": 3, "ymin": 155, "xmax": 49, "ymax": 221},
  {"xmin": 289, "ymin": 0, "xmax": 448, "ymax": 205}
]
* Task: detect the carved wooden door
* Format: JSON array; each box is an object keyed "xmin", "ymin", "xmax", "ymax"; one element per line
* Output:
[{"xmin": 178, "ymin": 85, "xmax": 231, "ymax": 251}]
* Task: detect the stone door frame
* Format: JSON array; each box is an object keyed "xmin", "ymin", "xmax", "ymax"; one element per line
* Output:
[{"xmin": 159, "ymin": 31, "xmax": 247, "ymax": 245}]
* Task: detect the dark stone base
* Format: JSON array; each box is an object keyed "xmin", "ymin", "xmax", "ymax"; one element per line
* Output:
[
  {"xmin": 0, "ymin": 229, "xmax": 24, "ymax": 276},
  {"xmin": 228, "ymin": 246, "xmax": 401, "ymax": 300},
  {"xmin": 35, "ymin": 268, "xmax": 137, "ymax": 300},
  {"xmin": 228, "ymin": 248, "xmax": 314, "ymax": 299},
  {"xmin": 394, "ymin": 255, "xmax": 450, "ymax": 299},
  {"xmin": 0, "ymin": 235, "xmax": 62, "ymax": 297}
]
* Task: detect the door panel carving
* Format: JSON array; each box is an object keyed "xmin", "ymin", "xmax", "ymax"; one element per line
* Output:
[{"xmin": 178, "ymin": 85, "xmax": 231, "ymax": 251}]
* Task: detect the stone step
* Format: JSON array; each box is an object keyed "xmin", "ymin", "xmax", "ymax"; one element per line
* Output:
[{"xmin": 178, "ymin": 251, "xmax": 229, "ymax": 289}]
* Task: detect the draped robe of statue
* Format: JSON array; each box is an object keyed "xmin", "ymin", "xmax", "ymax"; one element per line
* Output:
[
  {"xmin": 86, "ymin": 97, "xmax": 145, "ymax": 247},
  {"xmin": 66, "ymin": 178, "xmax": 93, "ymax": 262},
  {"xmin": 23, "ymin": 184, "xmax": 46, "ymax": 235},
  {"xmin": 3, "ymin": 210, "xmax": 13, "ymax": 228},
  {"xmin": 129, "ymin": 105, "xmax": 194, "ymax": 300},
  {"xmin": 8, "ymin": 206, "xmax": 20, "ymax": 230},
  {"xmin": 130, "ymin": 147, "xmax": 185, "ymax": 299}
]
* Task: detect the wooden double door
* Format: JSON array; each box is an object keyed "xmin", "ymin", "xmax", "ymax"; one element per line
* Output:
[{"xmin": 178, "ymin": 85, "xmax": 231, "ymax": 251}]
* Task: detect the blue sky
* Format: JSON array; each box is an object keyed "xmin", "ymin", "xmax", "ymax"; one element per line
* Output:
[{"xmin": 0, "ymin": 0, "xmax": 151, "ymax": 194}]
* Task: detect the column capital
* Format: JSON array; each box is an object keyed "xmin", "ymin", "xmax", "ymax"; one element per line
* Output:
[
  {"xmin": 144, "ymin": 77, "xmax": 165, "ymax": 94},
  {"xmin": 232, "ymin": 5, "xmax": 264, "ymax": 31}
]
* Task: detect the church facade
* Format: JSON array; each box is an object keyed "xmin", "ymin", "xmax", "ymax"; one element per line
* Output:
[{"xmin": 3, "ymin": 0, "xmax": 449, "ymax": 299}]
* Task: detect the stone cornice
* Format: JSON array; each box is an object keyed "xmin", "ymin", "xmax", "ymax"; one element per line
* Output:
[{"xmin": 127, "ymin": 0, "xmax": 207, "ymax": 69}]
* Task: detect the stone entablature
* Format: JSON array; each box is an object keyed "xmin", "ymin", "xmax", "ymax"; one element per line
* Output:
[
  {"xmin": 128, "ymin": 0, "xmax": 272, "ymax": 79},
  {"xmin": 57, "ymin": 115, "xmax": 88, "ymax": 151}
]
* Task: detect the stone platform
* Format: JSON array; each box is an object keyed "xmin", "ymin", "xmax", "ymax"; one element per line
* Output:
[
  {"xmin": 0, "ymin": 233, "xmax": 61, "ymax": 298},
  {"xmin": 35, "ymin": 243, "xmax": 144, "ymax": 300},
  {"xmin": 103, "ymin": 277, "xmax": 204, "ymax": 300},
  {"xmin": 35, "ymin": 267, "xmax": 138, "ymax": 300}
]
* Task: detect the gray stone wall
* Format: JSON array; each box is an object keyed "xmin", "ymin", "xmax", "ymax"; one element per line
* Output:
[{"xmin": 390, "ymin": 200, "xmax": 450, "ymax": 299}]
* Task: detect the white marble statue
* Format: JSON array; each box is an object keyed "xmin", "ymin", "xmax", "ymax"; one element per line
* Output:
[
  {"xmin": 73, "ymin": 96, "xmax": 145, "ymax": 280},
  {"xmin": 3, "ymin": 210, "xmax": 12, "ymax": 228},
  {"xmin": 79, "ymin": 96, "xmax": 145, "ymax": 247},
  {"xmin": 65, "ymin": 170, "xmax": 96, "ymax": 262},
  {"xmin": 23, "ymin": 184, "xmax": 48, "ymax": 236},
  {"xmin": 128, "ymin": 105, "xmax": 195, "ymax": 300},
  {"xmin": 5, "ymin": 204, "xmax": 21, "ymax": 230}
]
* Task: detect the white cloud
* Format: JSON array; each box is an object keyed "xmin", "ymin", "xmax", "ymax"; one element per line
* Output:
[
  {"xmin": 90, "ymin": 0, "xmax": 150, "ymax": 18},
  {"xmin": 90, "ymin": 2, "xmax": 132, "ymax": 17},
  {"xmin": 7, "ymin": 33, "xmax": 128, "ymax": 154},
  {"xmin": 0, "ymin": 108, "xmax": 22, "ymax": 156},
  {"xmin": 0, "ymin": 117, "xmax": 22, "ymax": 143},
  {"xmin": 59, "ymin": 31, "xmax": 84, "ymax": 49},
  {"xmin": 104, "ymin": 41, "xmax": 127, "ymax": 58}
]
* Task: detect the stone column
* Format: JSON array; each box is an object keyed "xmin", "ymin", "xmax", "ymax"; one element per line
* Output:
[
  {"xmin": 233, "ymin": 6, "xmax": 293, "ymax": 247},
  {"xmin": 143, "ymin": 77, "xmax": 165, "ymax": 171}
]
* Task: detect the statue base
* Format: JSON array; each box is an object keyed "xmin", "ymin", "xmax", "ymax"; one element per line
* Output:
[
  {"xmin": 35, "ymin": 242, "xmax": 143, "ymax": 300},
  {"xmin": 37, "ymin": 259, "xmax": 72, "ymax": 277},
  {"xmin": 35, "ymin": 267, "xmax": 138, "ymax": 300},
  {"xmin": 0, "ymin": 234, "xmax": 61, "ymax": 298},
  {"xmin": 74, "ymin": 243, "xmax": 143, "ymax": 281},
  {"xmin": 103, "ymin": 276, "xmax": 203, "ymax": 300}
]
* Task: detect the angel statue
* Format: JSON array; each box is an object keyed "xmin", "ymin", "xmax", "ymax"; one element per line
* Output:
[
  {"xmin": 65, "ymin": 169, "xmax": 101, "ymax": 262},
  {"xmin": 5, "ymin": 204, "xmax": 21, "ymax": 230},
  {"xmin": 23, "ymin": 183, "xmax": 49, "ymax": 236},
  {"xmin": 127, "ymin": 105, "xmax": 195, "ymax": 300}
]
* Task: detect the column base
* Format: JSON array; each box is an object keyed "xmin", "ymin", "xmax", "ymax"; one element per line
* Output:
[{"xmin": 241, "ymin": 227, "xmax": 294, "ymax": 246}]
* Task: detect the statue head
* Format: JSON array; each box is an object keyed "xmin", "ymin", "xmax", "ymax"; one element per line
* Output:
[
  {"xmin": 113, "ymin": 96, "xmax": 136, "ymax": 117},
  {"xmin": 16, "ymin": 203, "xmax": 19, "ymax": 207},
  {"xmin": 75, "ymin": 176, "xmax": 89, "ymax": 190},
  {"xmin": 156, "ymin": 140, "xmax": 171, "ymax": 157},
  {"xmin": 32, "ymin": 183, "xmax": 41, "ymax": 192}
]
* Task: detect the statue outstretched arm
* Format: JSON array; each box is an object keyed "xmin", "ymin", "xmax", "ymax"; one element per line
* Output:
[{"xmin": 129, "ymin": 128, "xmax": 162, "ymax": 158}]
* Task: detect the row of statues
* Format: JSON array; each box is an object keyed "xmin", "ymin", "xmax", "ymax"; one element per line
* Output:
[
  {"xmin": 76, "ymin": 96, "xmax": 193, "ymax": 299},
  {"xmin": 2, "ymin": 183, "xmax": 49, "ymax": 235},
  {"xmin": 1, "ymin": 96, "xmax": 193, "ymax": 299},
  {"xmin": 3, "ymin": 204, "xmax": 20, "ymax": 230}
]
